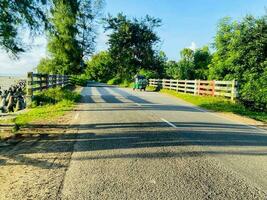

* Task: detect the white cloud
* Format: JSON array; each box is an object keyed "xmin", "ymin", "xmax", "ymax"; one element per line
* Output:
[
  {"xmin": 0, "ymin": 36, "xmax": 47, "ymax": 76},
  {"xmin": 188, "ymin": 41, "xmax": 197, "ymax": 51}
]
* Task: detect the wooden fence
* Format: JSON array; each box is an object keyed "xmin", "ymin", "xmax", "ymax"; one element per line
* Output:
[
  {"xmin": 149, "ymin": 79, "xmax": 238, "ymax": 101},
  {"xmin": 26, "ymin": 72, "xmax": 70, "ymax": 98}
]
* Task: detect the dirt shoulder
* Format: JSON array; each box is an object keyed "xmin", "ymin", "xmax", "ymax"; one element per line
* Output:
[{"xmin": 0, "ymin": 109, "xmax": 78, "ymax": 200}]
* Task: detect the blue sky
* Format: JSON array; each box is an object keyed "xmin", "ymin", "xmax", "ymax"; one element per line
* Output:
[{"xmin": 0, "ymin": 0, "xmax": 266, "ymax": 75}]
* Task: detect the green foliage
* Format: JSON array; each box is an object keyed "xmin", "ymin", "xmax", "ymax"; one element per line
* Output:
[
  {"xmin": 193, "ymin": 46, "xmax": 212, "ymax": 79},
  {"xmin": 36, "ymin": 0, "xmax": 103, "ymax": 75},
  {"xmin": 70, "ymin": 74, "xmax": 88, "ymax": 86},
  {"xmin": 9, "ymin": 87, "xmax": 81, "ymax": 129},
  {"xmin": 86, "ymin": 51, "xmax": 114, "ymax": 82},
  {"xmin": 161, "ymin": 89, "xmax": 267, "ymax": 123},
  {"xmin": 107, "ymin": 76, "xmax": 122, "ymax": 85},
  {"xmin": 0, "ymin": 0, "xmax": 47, "ymax": 55},
  {"xmin": 107, "ymin": 77, "xmax": 132, "ymax": 87},
  {"xmin": 138, "ymin": 69, "xmax": 158, "ymax": 79},
  {"xmin": 165, "ymin": 47, "xmax": 211, "ymax": 80},
  {"xmin": 164, "ymin": 61, "xmax": 179, "ymax": 79},
  {"xmin": 37, "ymin": 58, "xmax": 57, "ymax": 74},
  {"xmin": 209, "ymin": 14, "xmax": 267, "ymax": 110},
  {"xmin": 104, "ymin": 13, "xmax": 163, "ymax": 81},
  {"xmin": 119, "ymin": 80, "xmax": 133, "ymax": 87},
  {"xmin": 33, "ymin": 87, "xmax": 81, "ymax": 106},
  {"xmin": 47, "ymin": 0, "xmax": 83, "ymax": 75}
]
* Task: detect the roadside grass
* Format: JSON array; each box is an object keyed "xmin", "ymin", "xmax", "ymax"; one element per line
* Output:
[
  {"xmin": 160, "ymin": 88, "xmax": 267, "ymax": 123},
  {"xmin": 0, "ymin": 87, "xmax": 81, "ymax": 132},
  {"xmin": 14, "ymin": 100, "xmax": 74, "ymax": 129},
  {"xmin": 146, "ymin": 85, "xmax": 159, "ymax": 92}
]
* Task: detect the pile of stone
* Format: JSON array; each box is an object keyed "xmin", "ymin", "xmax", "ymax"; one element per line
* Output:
[{"xmin": 0, "ymin": 80, "xmax": 26, "ymax": 113}]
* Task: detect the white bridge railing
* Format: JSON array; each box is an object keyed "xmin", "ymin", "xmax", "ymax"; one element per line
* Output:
[{"xmin": 149, "ymin": 79, "xmax": 238, "ymax": 101}]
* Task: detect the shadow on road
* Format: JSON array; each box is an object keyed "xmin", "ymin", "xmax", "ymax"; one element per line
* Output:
[
  {"xmin": 1, "ymin": 121, "xmax": 267, "ymax": 169},
  {"xmin": 1, "ymin": 85, "xmax": 267, "ymax": 169}
]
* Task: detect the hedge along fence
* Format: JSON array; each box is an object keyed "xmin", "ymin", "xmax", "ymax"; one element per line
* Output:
[
  {"xmin": 26, "ymin": 72, "xmax": 70, "ymax": 104},
  {"xmin": 149, "ymin": 79, "xmax": 238, "ymax": 101}
]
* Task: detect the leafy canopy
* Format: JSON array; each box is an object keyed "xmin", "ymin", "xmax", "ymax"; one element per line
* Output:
[
  {"xmin": 104, "ymin": 13, "xmax": 163, "ymax": 81},
  {"xmin": 0, "ymin": 0, "xmax": 47, "ymax": 55},
  {"xmin": 37, "ymin": 0, "xmax": 103, "ymax": 75},
  {"xmin": 209, "ymin": 14, "xmax": 267, "ymax": 109}
]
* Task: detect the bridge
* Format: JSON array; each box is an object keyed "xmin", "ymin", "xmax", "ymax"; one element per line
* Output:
[
  {"xmin": 1, "ymin": 81, "xmax": 267, "ymax": 199},
  {"xmin": 58, "ymin": 83, "xmax": 267, "ymax": 199}
]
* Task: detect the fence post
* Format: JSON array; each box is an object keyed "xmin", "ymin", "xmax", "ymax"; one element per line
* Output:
[
  {"xmin": 26, "ymin": 72, "xmax": 33, "ymax": 107},
  {"xmin": 39, "ymin": 74, "xmax": 43, "ymax": 91},
  {"xmin": 231, "ymin": 80, "xmax": 236, "ymax": 101},
  {"xmin": 211, "ymin": 80, "xmax": 215, "ymax": 96},
  {"xmin": 159, "ymin": 79, "xmax": 162, "ymax": 88},
  {"xmin": 184, "ymin": 80, "xmax": 187, "ymax": 93},
  {"xmin": 162, "ymin": 79, "xmax": 165, "ymax": 89},
  {"xmin": 52, "ymin": 75, "xmax": 55, "ymax": 88},
  {"xmin": 62, "ymin": 75, "xmax": 65, "ymax": 87},
  {"xmin": 45, "ymin": 74, "xmax": 49, "ymax": 89},
  {"xmin": 56, "ymin": 75, "xmax": 59, "ymax": 87},
  {"xmin": 198, "ymin": 80, "xmax": 201, "ymax": 95},
  {"xmin": 193, "ymin": 80, "xmax": 197, "ymax": 95}
]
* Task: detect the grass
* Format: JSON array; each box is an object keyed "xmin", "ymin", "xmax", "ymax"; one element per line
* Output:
[
  {"xmin": 0, "ymin": 87, "xmax": 81, "ymax": 132},
  {"xmin": 14, "ymin": 100, "xmax": 74, "ymax": 129},
  {"xmin": 160, "ymin": 88, "xmax": 267, "ymax": 123}
]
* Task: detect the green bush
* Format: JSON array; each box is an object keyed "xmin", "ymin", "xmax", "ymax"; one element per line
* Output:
[
  {"xmin": 107, "ymin": 77, "xmax": 122, "ymax": 85},
  {"xmin": 33, "ymin": 87, "xmax": 81, "ymax": 106},
  {"xmin": 70, "ymin": 74, "xmax": 88, "ymax": 86},
  {"xmin": 138, "ymin": 69, "xmax": 158, "ymax": 79}
]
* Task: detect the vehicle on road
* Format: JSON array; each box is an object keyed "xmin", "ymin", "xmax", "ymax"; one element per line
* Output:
[{"xmin": 133, "ymin": 74, "xmax": 147, "ymax": 91}]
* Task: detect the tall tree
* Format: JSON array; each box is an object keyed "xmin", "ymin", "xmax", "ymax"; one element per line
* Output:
[
  {"xmin": 104, "ymin": 13, "xmax": 162, "ymax": 80},
  {"xmin": 0, "ymin": 0, "xmax": 47, "ymax": 55},
  {"xmin": 47, "ymin": 0, "xmax": 82, "ymax": 75},
  {"xmin": 38, "ymin": 0, "xmax": 103, "ymax": 75},
  {"xmin": 77, "ymin": 0, "xmax": 103, "ymax": 60}
]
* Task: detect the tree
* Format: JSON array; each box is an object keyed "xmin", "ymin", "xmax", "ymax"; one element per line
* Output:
[
  {"xmin": 47, "ymin": 0, "xmax": 82, "ymax": 75},
  {"xmin": 209, "ymin": 14, "xmax": 267, "ymax": 109},
  {"xmin": 164, "ymin": 60, "xmax": 180, "ymax": 79},
  {"xmin": 0, "ymin": 0, "xmax": 47, "ymax": 55},
  {"xmin": 193, "ymin": 46, "xmax": 212, "ymax": 79},
  {"xmin": 86, "ymin": 51, "xmax": 113, "ymax": 82},
  {"xmin": 37, "ymin": 58, "xmax": 57, "ymax": 74},
  {"xmin": 164, "ymin": 46, "xmax": 212, "ymax": 80},
  {"xmin": 38, "ymin": 0, "xmax": 103, "ymax": 75},
  {"xmin": 104, "ymin": 13, "xmax": 162, "ymax": 81},
  {"xmin": 77, "ymin": 0, "xmax": 103, "ymax": 60}
]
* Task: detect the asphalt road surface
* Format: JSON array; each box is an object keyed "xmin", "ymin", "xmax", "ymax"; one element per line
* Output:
[{"xmin": 60, "ymin": 83, "xmax": 267, "ymax": 200}]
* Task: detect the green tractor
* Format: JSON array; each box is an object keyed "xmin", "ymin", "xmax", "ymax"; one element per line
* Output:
[{"xmin": 133, "ymin": 75, "xmax": 147, "ymax": 91}]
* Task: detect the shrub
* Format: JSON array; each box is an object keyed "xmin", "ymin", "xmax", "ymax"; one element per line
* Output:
[
  {"xmin": 70, "ymin": 74, "xmax": 88, "ymax": 86},
  {"xmin": 33, "ymin": 87, "xmax": 81, "ymax": 106},
  {"xmin": 107, "ymin": 77, "xmax": 122, "ymax": 85}
]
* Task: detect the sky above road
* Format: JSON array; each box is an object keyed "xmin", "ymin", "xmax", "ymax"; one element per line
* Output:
[{"xmin": 0, "ymin": 0, "xmax": 266, "ymax": 75}]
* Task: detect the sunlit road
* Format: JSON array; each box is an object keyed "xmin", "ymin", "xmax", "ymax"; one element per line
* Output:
[{"xmin": 60, "ymin": 83, "xmax": 267, "ymax": 199}]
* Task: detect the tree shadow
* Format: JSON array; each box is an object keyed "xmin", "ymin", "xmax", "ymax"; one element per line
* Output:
[{"xmin": 1, "ymin": 121, "xmax": 267, "ymax": 169}]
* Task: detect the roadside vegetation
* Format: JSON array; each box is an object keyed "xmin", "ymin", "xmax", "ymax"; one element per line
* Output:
[
  {"xmin": 84, "ymin": 12, "xmax": 267, "ymax": 114},
  {"xmin": 160, "ymin": 88, "xmax": 267, "ymax": 123},
  {"xmin": 1, "ymin": 2, "xmax": 266, "ymax": 120},
  {"xmin": 0, "ymin": 87, "xmax": 81, "ymax": 132}
]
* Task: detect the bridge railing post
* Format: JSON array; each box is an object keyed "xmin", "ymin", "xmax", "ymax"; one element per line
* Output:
[{"xmin": 26, "ymin": 72, "xmax": 33, "ymax": 107}]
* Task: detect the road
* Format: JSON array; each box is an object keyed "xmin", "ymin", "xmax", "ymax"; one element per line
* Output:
[{"xmin": 59, "ymin": 84, "xmax": 267, "ymax": 199}]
